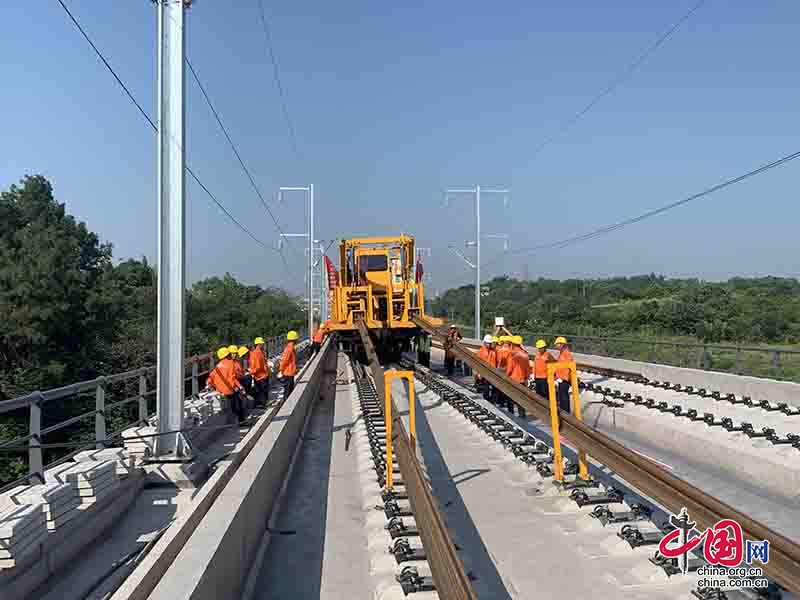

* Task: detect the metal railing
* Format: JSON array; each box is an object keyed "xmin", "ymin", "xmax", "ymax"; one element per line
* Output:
[
  {"xmin": 0, "ymin": 334, "xmax": 292, "ymax": 491},
  {"xmin": 457, "ymin": 328, "xmax": 800, "ymax": 382}
]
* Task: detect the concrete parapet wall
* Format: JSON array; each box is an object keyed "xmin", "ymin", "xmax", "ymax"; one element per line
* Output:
[
  {"xmin": 455, "ymin": 336, "xmax": 800, "ymax": 405},
  {"xmin": 572, "ymin": 351, "xmax": 800, "ymax": 406},
  {"xmin": 112, "ymin": 339, "xmax": 324, "ymax": 600},
  {"xmin": 135, "ymin": 340, "xmax": 335, "ymax": 600}
]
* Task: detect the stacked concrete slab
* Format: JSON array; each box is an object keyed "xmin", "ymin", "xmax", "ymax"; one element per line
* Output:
[
  {"xmin": 0, "ymin": 504, "xmax": 47, "ymax": 570},
  {"xmin": 6, "ymin": 483, "xmax": 81, "ymax": 533},
  {"xmin": 45, "ymin": 460, "xmax": 120, "ymax": 508},
  {"xmin": 73, "ymin": 447, "xmax": 135, "ymax": 477},
  {"xmin": 122, "ymin": 425, "xmax": 156, "ymax": 459}
]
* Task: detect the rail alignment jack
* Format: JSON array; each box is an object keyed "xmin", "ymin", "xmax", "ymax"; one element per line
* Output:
[
  {"xmin": 546, "ymin": 361, "xmax": 591, "ymax": 486},
  {"xmin": 383, "ymin": 371, "xmax": 417, "ymax": 490}
]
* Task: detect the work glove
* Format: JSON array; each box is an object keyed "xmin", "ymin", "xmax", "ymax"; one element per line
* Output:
[
  {"xmin": 277, "ymin": 371, "xmax": 283, "ymax": 379},
  {"xmin": 556, "ymin": 378, "xmax": 563, "ymax": 385}
]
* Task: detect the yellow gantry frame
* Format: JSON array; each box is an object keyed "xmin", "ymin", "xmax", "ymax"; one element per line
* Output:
[
  {"xmin": 383, "ymin": 371, "xmax": 416, "ymax": 490},
  {"xmin": 546, "ymin": 361, "xmax": 589, "ymax": 483}
]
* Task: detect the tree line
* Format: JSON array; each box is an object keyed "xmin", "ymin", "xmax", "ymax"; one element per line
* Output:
[
  {"xmin": 432, "ymin": 274, "xmax": 800, "ymax": 345},
  {"xmin": 0, "ymin": 175, "xmax": 305, "ymax": 482}
]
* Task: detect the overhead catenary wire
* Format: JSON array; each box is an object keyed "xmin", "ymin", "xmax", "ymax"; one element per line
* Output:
[
  {"xmin": 185, "ymin": 58, "xmax": 297, "ymax": 269},
  {"xmin": 255, "ymin": 0, "xmax": 302, "ymax": 164},
  {"xmin": 54, "ymin": 0, "xmax": 290, "ymax": 272},
  {"xmin": 487, "ymin": 148, "xmax": 800, "ymax": 265},
  {"xmin": 528, "ymin": 0, "xmax": 708, "ymax": 161}
]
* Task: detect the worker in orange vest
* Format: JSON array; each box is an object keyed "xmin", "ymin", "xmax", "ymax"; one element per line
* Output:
[
  {"xmin": 506, "ymin": 336, "xmax": 531, "ymax": 418},
  {"xmin": 491, "ymin": 336, "xmax": 512, "ymax": 407},
  {"xmin": 555, "ymin": 336, "xmax": 573, "ymax": 413},
  {"xmin": 278, "ymin": 330, "xmax": 299, "ymax": 399},
  {"xmin": 208, "ymin": 346, "xmax": 246, "ymax": 422},
  {"xmin": 475, "ymin": 334, "xmax": 495, "ymax": 395},
  {"xmin": 311, "ymin": 324, "xmax": 326, "ymax": 356},
  {"xmin": 249, "ymin": 337, "xmax": 271, "ymax": 407},
  {"xmin": 532, "ymin": 339, "xmax": 555, "ymax": 400}
]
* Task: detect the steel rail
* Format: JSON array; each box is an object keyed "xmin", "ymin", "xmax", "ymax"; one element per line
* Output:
[
  {"xmin": 356, "ymin": 320, "xmax": 476, "ymax": 600},
  {"xmin": 414, "ymin": 317, "xmax": 800, "ymax": 593}
]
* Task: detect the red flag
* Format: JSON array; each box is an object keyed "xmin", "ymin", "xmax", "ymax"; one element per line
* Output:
[
  {"xmin": 415, "ymin": 256, "xmax": 424, "ymax": 283},
  {"xmin": 324, "ymin": 255, "xmax": 339, "ymax": 288}
]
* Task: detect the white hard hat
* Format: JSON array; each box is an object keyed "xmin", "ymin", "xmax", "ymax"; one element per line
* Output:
[{"xmin": 483, "ymin": 334, "xmax": 493, "ymax": 344}]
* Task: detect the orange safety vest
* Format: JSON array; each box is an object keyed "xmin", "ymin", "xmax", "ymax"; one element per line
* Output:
[
  {"xmin": 208, "ymin": 359, "xmax": 242, "ymax": 396},
  {"xmin": 556, "ymin": 347, "xmax": 574, "ymax": 380},
  {"xmin": 477, "ymin": 345, "xmax": 492, "ymax": 364},
  {"xmin": 496, "ymin": 344, "xmax": 511, "ymax": 369},
  {"xmin": 249, "ymin": 346, "xmax": 270, "ymax": 381},
  {"xmin": 487, "ymin": 347, "xmax": 498, "ymax": 368},
  {"xmin": 279, "ymin": 342, "xmax": 298, "ymax": 377},
  {"xmin": 312, "ymin": 328, "xmax": 325, "ymax": 343},
  {"xmin": 476, "ymin": 345, "xmax": 493, "ymax": 381},
  {"xmin": 533, "ymin": 350, "xmax": 555, "ymax": 379},
  {"xmin": 506, "ymin": 347, "xmax": 531, "ymax": 384}
]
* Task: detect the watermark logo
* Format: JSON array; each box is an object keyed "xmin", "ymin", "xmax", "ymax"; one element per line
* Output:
[{"xmin": 657, "ymin": 508, "xmax": 770, "ymax": 590}]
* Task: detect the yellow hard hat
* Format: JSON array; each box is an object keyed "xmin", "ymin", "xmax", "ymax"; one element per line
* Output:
[
  {"xmin": 512, "ymin": 335, "xmax": 523, "ymax": 345},
  {"xmin": 217, "ymin": 347, "xmax": 230, "ymax": 360},
  {"xmin": 555, "ymin": 336, "xmax": 567, "ymax": 346},
  {"xmin": 238, "ymin": 345, "xmax": 249, "ymax": 357},
  {"xmin": 535, "ymin": 339, "xmax": 547, "ymax": 349},
  {"xmin": 228, "ymin": 344, "xmax": 239, "ymax": 355},
  {"xmin": 254, "ymin": 336, "xmax": 265, "ymax": 345},
  {"xmin": 287, "ymin": 330, "xmax": 299, "ymax": 341},
  {"xmin": 499, "ymin": 335, "xmax": 510, "ymax": 343},
  {"xmin": 492, "ymin": 336, "xmax": 500, "ymax": 343}
]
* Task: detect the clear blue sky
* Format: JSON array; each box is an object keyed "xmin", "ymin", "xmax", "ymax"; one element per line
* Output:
[{"xmin": 2, "ymin": 1, "xmax": 798, "ymax": 295}]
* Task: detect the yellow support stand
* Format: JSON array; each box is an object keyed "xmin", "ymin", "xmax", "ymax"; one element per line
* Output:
[
  {"xmin": 382, "ymin": 371, "xmax": 416, "ymax": 490},
  {"xmin": 546, "ymin": 361, "xmax": 589, "ymax": 483}
]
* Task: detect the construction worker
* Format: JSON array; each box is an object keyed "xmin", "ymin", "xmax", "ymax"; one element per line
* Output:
[
  {"xmin": 415, "ymin": 333, "xmax": 431, "ymax": 367},
  {"xmin": 491, "ymin": 336, "xmax": 512, "ymax": 406},
  {"xmin": 207, "ymin": 346, "xmax": 246, "ymax": 422},
  {"xmin": 532, "ymin": 339, "xmax": 555, "ymax": 399},
  {"xmin": 311, "ymin": 324, "xmax": 326, "ymax": 356},
  {"xmin": 249, "ymin": 337, "xmax": 271, "ymax": 407},
  {"xmin": 475, "ymin": 334, "xmax": 494, "ymax": 393},
  {"xmin": 237, "ymin": 345, "xmax": 254, "ymax": 397},
  {"xmin": 555, "ymin": 336, "xmax": 573, "ymax": 413},
  {"xmin": 506, "ymin": 336, "xmax": 530, "ymax": 417},
  {"xmin": 278, "ymin": 330, "xmax": 299, "ymax": 399},
  {"xmin": 443, "ymin": 324, "xmax": 462, "ymax": 376},
  {"xmin": 228, "ymin": 344, "xmax": 241, "ymax": 378}
]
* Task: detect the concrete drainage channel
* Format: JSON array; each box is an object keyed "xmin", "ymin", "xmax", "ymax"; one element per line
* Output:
[
  {"xmin": 349, "ymin": 357, "xmax": 441, "ymax": 600},
  {"xmin": 410, "ymin": 363, "xmax": 788, "ymax": 600}
]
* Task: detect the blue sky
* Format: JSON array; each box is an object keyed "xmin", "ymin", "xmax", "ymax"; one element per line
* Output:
[{"xmin": 2, "ymin": 1, "xmax": 799, "ymax": 295}]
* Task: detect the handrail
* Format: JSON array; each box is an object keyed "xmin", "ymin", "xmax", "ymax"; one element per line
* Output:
[
  {"xmin": 0, "ymin": 333, "xmax": 297, "ymax": 487},
  {"xmin": 417, "ymin": 317, "xmax": 800, "ymax": 593}
]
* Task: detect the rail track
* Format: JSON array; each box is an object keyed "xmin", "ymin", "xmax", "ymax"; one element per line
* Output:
[
  {"xmin": 355, "ymin": 319, "xmax": 477, "ymax": 600},
  {"xmin": 414, "ymin": 317, "xmax": 800, "ymax": 595}
]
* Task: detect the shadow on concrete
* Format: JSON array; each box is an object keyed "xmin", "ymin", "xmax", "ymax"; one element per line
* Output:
[
  {"xmin": 451, "ymin": 468, "xmax": 491, "ymax": 486},
  {"xmin": 413, "ymin": 398, "xmax": 514, "ymax": 600},
  {"xmin": 253, "ymin": 379, "xmax": 336, "ymax": 599}
]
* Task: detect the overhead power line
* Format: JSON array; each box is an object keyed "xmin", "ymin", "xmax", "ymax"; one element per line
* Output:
[
  {"xmin": 529, "ymin": 0, "xmax": 707, "ymax": 160},
  {"xmin": 256, "ymin": 0, "xmax": 302, "ymax": 163},
  {"xmin": 489, "ymin": 149, "xmax": 800, "ymax": 264},
  {"xmin": 55, "ymin": 0, "xmax": 289, "ymax": 266},
  {"xmin": 185, "ymin": 58, "xmax": 297, "ymax": 266}
]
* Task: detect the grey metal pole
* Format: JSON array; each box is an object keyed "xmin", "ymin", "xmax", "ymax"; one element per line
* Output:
[
  {"xmin": 309, "ymin": 184, "xmax": 315, "ymax": 337},
  {"xmin": 29, "ymin": 396, "xmax": 43, "ymax": 483},
  {"xmin": 155, "ymin": 0, "xmax": 186, "ymax": 457},
  {"xmin": 475, "ymin": 185, "xmax": 481, "ymax": 340}
]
